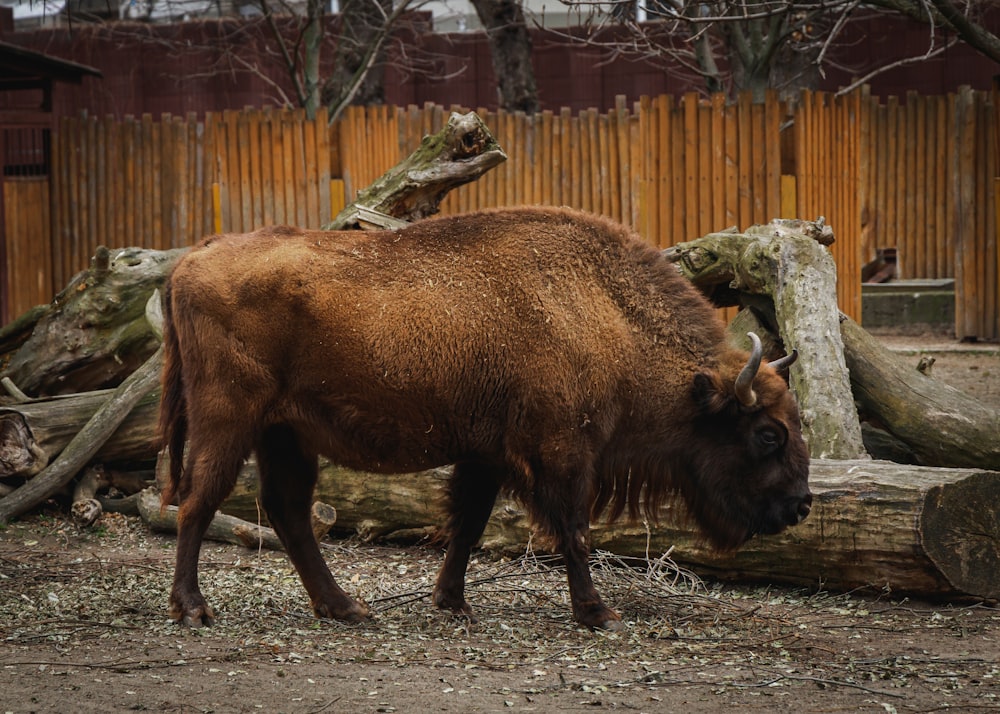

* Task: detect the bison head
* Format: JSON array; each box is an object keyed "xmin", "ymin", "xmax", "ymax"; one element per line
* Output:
[{"xmin": 681, "ymin": 333, "xmax": 812, "ymax": 551}]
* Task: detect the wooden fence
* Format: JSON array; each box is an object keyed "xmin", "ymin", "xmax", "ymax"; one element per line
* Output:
[
  {"xmin": 859, "ymin": 87, "xmax": 998, "ymax": 340},
  {"xmin": 2, "ymin": 88, "xmax": 997, "ymax": 339},
  {"xmin": 43, "ymin": 107, "xmax": 334, "ymax": 295},
  {"xmin": 338, "ymin": 92, "xmax": 863, "ymax": 321}
]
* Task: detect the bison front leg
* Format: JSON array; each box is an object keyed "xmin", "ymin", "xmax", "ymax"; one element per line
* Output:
[
  {"xmin": 433, "ymin": 461, "xmax": 503, "ymax": 618},
  {"xmin": 533, "ymin": 471, "xmax": 623, "ymax": 632},
  {"xmin": 257, "ymin": 425, "xmax": 371, "ymax": 624}
]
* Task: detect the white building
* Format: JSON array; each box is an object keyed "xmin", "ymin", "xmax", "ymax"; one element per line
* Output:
[{"xmin": 1, "ymin": 0, "xmax": 608, "ymax": 32}]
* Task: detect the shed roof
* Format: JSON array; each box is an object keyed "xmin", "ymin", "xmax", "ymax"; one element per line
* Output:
[{"xmin": 0, "ymin": 39, "xmax": 101, "ymax": 86}]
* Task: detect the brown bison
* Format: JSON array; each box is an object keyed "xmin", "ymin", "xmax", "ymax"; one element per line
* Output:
[{"xmin": 159, "ymin": 206, "xmax": 810, "ymax": 631}]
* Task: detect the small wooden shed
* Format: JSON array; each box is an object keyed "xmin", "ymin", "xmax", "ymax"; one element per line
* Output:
[{"xmin": 0, "ymin": 34, "xmax": 101, "ymax": 323}]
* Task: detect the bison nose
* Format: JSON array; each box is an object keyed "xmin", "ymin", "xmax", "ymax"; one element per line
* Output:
[{"xmin": 797, "ymin": 493, "xmax": 813, "ymax": 523}]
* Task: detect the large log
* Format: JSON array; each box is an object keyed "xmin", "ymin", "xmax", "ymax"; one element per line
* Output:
[
  {"xmin": 215, "ymin": 458, "xmax": 1000, "ymax": 600},
  {"xmin": 1, "ymin": 247, "xmax": 184, "ymax": 397}
]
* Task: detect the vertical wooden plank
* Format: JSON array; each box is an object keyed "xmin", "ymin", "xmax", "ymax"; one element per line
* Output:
[
  {"xmin": 598, "ymin": 111, "xmax": 612, "ymax": 216},
  {"xmin": 557, "ymin": 107, "xmax": 570, "ymax": 208},
  {"xmin": 696, "ymin": 98, "xmax": 712, "ymax": 237},
  {"xmin": 149, "ymin": 114, "xmax": 163, "ymax": 250},
  {"xmin": 615, "ymin": 96, "xmax": 631, "ymax": 226},
  {"xmin": 636, "ymin": 96, "xmax": 654, "ymax": 243},
  {"xmin": 682, "ymin": 93, "xmax": 698, "ymax": 239},
  {"xmin": 316, "ymin": 106, "xmax": 332, "ymax": 226},
  {"xmin": 159, "ymin": 114, "xmax": 176, "ymax": 250},
  {"xmin": 283, "ymin": 110, "xmax": 298, "ymax": 227},
  {"xmin": 710, "ymin": 95, "xmax": 725, "ymax": 233},
  {"xmin": 48, "ymin": 118, "xmax": 64, "ymax": 290},
  {"xmin": 736, "ymin": 92, "xmax": 753, "ymax": 232},
  {"xmin": 655, "ymin": 95, "xmax": 673, "ymax": 246},
  {"xmin": 953, "ymin": 87, "xmax": 977, "ymax": 338},
  {"xmin": 539, "ymin": 110, "xmax": 552, "ymax": 206},
  {"xmin": 577, "ymin": 109, "xmax": 592, "ymax": 212},
  {"xmin": 201, "ymin": 112, "xmax": 216, "ymax": 237},
  {"xmin": 293, "ymin": 109, "xmax": 308, "ymax": 226},
  {"xmin": 304, "ymin": 114, "xmax": 320, "ymax": 227},
  {"xmin": 764, "ymin": 90, "xmax": 782, "ymax": 220}
]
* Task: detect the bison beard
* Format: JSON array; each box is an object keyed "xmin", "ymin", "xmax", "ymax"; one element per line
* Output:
[{"xmin": 159, "ymin": 206, "xmax": 811, "ymax": 631}]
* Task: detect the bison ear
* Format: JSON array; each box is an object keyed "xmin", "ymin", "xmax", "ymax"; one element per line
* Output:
[{"xmin": 691, "ymin": 371, "xmax": 732, "ymax": 416}]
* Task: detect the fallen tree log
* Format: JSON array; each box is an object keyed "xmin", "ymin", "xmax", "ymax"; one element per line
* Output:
[
  {"xmin": 1, "ymin": 248, "xmax": 184, "ymax": 397},
  {"xmin": 0, "ymin": 345, "xmax": 164, "ymax": 524},
  {"xmin": 0, "ymin": 388, "xmax": 159, "ymax": 478},
  {"xmin": 839, "ymin": 315, "xmax": 1000, "ymax": 470},
  {"xmin": 214, "ymin": 458, "xmax": 1000, "ymax": 600},
  {"xmin": 137, "ymin": 488, "xmax": 338, "ymax": 551}
]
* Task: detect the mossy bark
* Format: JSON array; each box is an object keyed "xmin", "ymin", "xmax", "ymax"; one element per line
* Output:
[
  {"xmin": 325, "ymin": 111, "xmax": 507, "ymax": 230},
  {"xmin": 666, "ymin": 218, "xmax": 867, "ymax": 460}
]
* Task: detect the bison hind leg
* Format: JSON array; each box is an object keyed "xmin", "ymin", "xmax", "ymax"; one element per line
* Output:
[
  {"xmin": 257, "ymin": 424, "xmax": 370, "ymax": 624},
  {"xmin": 170, "ymin": 442, "xmax": 247, "ymax": 627},
  {"xmin": 432, "ymin": 461, "xmax": 503, "ymax": 618}
]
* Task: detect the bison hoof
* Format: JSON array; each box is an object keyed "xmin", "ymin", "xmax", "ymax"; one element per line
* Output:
[
  {"xmin": 597, "ymin": 617, "xmax": 625, "ymax": 632},
  {"xmin": 576, "ymin": 604, "xmax": 623, "ymax": 632},
  {"xmin": 315, "ymin": 599, "xmax": 371, "ymax": 624},
  {"xmin": 169, "ymin": 597, "xmax": 215, "ymax": 628}
]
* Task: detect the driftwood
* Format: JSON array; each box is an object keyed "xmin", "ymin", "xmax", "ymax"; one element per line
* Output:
[
  {"xmin": 137, "ymin": 488, "xmax": 338, "ymax": 551},
  {"xmin": 214, "ymin": 458, "xmax": 999, "ymax": 600},
  {"xmin": 324, "ymin": 111, "xmax": 507, "ymax": 230}
]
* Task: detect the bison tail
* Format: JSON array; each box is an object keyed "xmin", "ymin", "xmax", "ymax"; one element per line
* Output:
[{"xmin": 158, "ymin": 279, "xmax": 187, "ymax": 509}]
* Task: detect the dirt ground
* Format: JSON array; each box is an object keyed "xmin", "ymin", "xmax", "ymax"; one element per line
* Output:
[{"xmin": 1, "ymin": 336, "xmax": 998, "ymax": 714}]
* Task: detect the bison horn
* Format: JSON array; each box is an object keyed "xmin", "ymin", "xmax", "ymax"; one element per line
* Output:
[
  {"xmin": 735, "ymin": 332, "xmax": 763, "ymax": 407},
  {"xmin": 768, "ymin": 349, "xmax": 799, "ymax": 372}
]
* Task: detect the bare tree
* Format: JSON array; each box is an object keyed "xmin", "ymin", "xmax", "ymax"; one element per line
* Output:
[
  {"xmin": 554, "ymin": 0, "xmax": 1000, "ymax": 100},
  {"xmin": 470, "ymin": 0, "xmax": 540, "ymax": 113}
]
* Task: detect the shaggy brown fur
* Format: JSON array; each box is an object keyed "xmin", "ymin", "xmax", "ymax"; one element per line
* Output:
[{"xmin": 160, "ymin": 206, "xmax": 811, "ymax": 631}]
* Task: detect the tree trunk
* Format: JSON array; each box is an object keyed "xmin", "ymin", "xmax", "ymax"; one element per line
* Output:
[
  {"xmin": 213, "ymin": 457, "xmax": 1000, "ymax": 600},
  {"xmin": 469, "ymin": 0, "xmax": 540, "ymax": 114},
  {"xmin": 665, "ymin": 218, "xmax": 867, "ymax": 460}
]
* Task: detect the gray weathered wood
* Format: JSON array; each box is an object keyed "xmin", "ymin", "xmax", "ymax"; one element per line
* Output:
[
  {"xmin": 665, "ymin": 218, "xmax": 867, "ymax": 460},
  {"xmin": 215, "ymin": 458, "xmax": 999, "ymax": 600}
]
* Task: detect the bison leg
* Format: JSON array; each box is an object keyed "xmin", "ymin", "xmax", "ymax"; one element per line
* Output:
[
  {"xmin": 170, "ymin": 448, "xmax": 244, "ymax": 627},
  {"xmin": 533, "ymin": 476, "xmax": 623, "ymax": 632},
  {"xmin": 257, "ymin": 424, "xmax": 371, "ymax": 624},
  {"xmin": 432, "ymin": 461, "xmax": 503, "ymax": 618}
]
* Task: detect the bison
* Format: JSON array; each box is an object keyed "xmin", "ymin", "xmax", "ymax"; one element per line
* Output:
[{"xmin": 159, "ymin": 206, "xmax": 811, "ymax": 631}]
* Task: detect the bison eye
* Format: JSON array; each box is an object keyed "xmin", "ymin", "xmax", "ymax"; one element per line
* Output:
[{"xmin": 756, "ymin": 427, "xmax": 784, "ymax": 454}]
